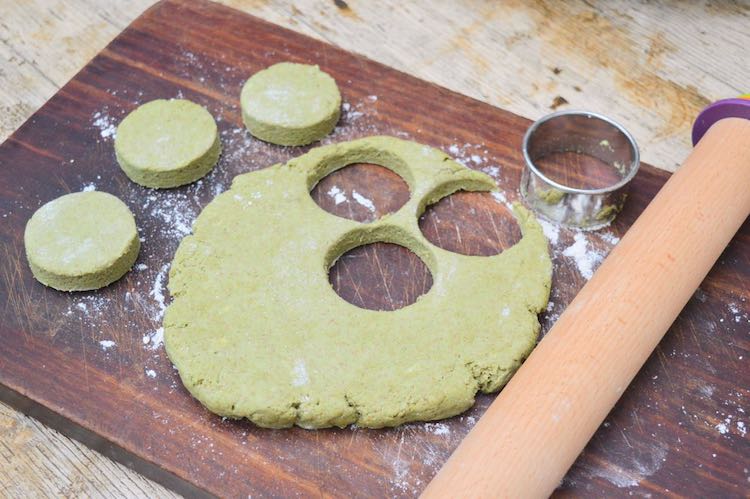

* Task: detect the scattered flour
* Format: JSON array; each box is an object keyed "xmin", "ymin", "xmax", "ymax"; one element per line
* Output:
[
  {"xmin": 352, "ymin": 190, "xmax": 376, "ymax": 212},
  {"xmin": 81, "ymin": 182, "xmax": 96, "ymax": 192},
  {"xmin": 99, "ymin": 340, "xmax": 116, "ymax": 350},
  {"xmin": 327, "ymin": 185, "xmax": 347, "ymax": 205},
  {"xmin": 145, "ymin": 369, "xmax": 157, "ymax": 378},
  {"xmin": 143, "ymin": 327, "xmax": 164, "ymax": 350},
  {"xmin": 149, "ymin": 263, "xmax": 170, "ymax": 318},
  {"xmin": 422, "ymin": 422, "xmax": 450, "ymax": 436},
  {"xmin": 562, "ymin": 232, "xmax": 604, "ymax": 280},
  {"xmin": 538, "ymin": 218, "xmax": 560, "ymax": 246},
  {"xmin": 92, "ymin": 110, "xmax": 117, "ymax": 139},
  {"xmin": 291, "ymin": 359, "xmax": 309, "ymax": 387},
  {"xmin": 584, "ymin": 444, "xmax": 668, "ymax": 489}
]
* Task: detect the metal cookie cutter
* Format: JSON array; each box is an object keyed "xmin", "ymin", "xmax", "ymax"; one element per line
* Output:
[{"xmin": 520, "ymin": 110, "xmax": 640, "ymax": 230}]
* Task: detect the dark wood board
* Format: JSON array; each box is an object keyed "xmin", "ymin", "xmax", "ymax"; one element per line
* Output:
[{"xmin": 0, "ymin": 0, "xmax": 748, "ymax": 496}]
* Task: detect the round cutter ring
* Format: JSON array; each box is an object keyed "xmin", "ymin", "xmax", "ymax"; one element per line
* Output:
[{"xmin": 520, "ymin": 110, "xmax": 640, "ymax": 230}]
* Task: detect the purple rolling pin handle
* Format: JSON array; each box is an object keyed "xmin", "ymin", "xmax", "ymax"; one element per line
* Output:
[{"xmin": 692, "ymin": 97, "xmax": 750, "ymax": 146}]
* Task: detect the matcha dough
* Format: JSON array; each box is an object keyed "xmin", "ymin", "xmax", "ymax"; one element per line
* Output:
[
  {"xmin": 164, "ymin": 136, "xmax": 551, "ymax": 429},
  {"xmin": 24, "ymin": 191, "xmax": 140, "ymax": 291},
  {"xmin": 240, "ymin": 62, "xmax": 341, "ymax": 146},
  {"xmin": 115, "ymin": 99, "xmax": 220, "ymax": 188}
]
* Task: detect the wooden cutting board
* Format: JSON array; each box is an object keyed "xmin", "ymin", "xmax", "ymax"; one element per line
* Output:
[{"xmin": 0, "ymin": 0, "xmax": 747, "ymax": 496}]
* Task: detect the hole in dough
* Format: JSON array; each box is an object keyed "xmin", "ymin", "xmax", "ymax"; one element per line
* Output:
[
  {"xmin": 419, "ymin": 191, "xmax": 521, "ymax": 256},
  {"xmin": 310, "ymin": 162, "xmax": 410, "ymax": 223},
  {"xmin": 329, "ymin": 242, "xmax": 432, "ymax": 310}
]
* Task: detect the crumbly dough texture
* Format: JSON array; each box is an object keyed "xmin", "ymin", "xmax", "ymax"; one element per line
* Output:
[
  {"xmin": 115, "ymin": 99, "xmax": 220, "ymax": 188},
  {"xmin": 164, "ymin": 136, "xmax": 551, "ymax": 429},
  {"xmin": 24, "ymin": 191, "xmax": 140, "ymax": 291},
  {"xmin": 240, "ymin": 62, "xmax": 341, "ymax": 146}
]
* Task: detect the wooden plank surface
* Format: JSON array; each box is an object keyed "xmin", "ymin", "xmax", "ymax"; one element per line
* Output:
[{"xmin": 0, "ymin": 0, "xmax": 748, "ymax": 497}]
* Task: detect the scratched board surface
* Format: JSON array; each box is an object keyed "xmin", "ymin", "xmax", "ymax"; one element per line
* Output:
[{"xmin": 0, "ymin": 1, "xmax": 748, "ymax": 496}]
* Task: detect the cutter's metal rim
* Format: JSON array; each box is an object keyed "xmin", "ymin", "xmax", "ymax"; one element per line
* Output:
[{"xmin": 521, "ymin": 110, "xmax": 641, "ymax": 195}]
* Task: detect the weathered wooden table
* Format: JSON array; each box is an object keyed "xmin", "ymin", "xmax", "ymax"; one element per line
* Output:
[{"xmin": 0, "ymin": 1, "xmax": 747, "ymax": 496}]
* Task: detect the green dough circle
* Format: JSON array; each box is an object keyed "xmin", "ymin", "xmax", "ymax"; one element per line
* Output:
[
  {"xmin": 115, "ymin": 99, "xmax": 221, "ymax": 188},
  {"xmin": 24, "ymin": 191, "xmax": 140, "ymax": 291},
  {"xmin": 240, "ymin": 62, "xmax": 341, "ymax": 146},
  {"xmin": 164, "ymin": 136, "xmax": 551, "ymax": 429}
]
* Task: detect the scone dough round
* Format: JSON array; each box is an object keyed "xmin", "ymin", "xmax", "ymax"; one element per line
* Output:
[
  {"xmin": 24, "ymin": 191, "xmax": 140, "ymax": 291},
  {"xmin": 115, "ymin": 99, "xmax": 220, "ymax": 188},
  {"xmin": 240, "ymin": 62, "xmax": 341, "ymax": 146},
  {"xmin": 164, "ymin": 136, "xmax": 552, "ymax": 429}
]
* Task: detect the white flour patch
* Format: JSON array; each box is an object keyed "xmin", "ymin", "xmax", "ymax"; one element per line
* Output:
[
  {"xmin": 490, "ymin": 191, "xmax": 513, "ymax": 211},
  {"xmin": 585, "ymin": 444, "xmax": 668, "ymax": 488},
  {"xmin": 145, "ymin": 369, "xmax": 157, "ymax": 378},
  {"xmin": 99, "ymin": 340, "xmax": 116, "ymax": 350},
  {"xmin": 352, "ymin": 190, "xmax": 376, "ymax": 212},
  {"xmin": 63, "ymin": 295, "xmax": 112, "ymax": 319},
  {"xmin": 144, "ymin": 192, "xmax": 196, "ymax": 239},
  {"xmin": 562, "ymin": 232, "xmax": 603, "ymax": 280},
  {"xmin": 81, "ymin": 182, "xmax": 96, "ymax": 192},
  {"xmin": 538, "ymin": 218, "xmax": 560, "ymax": 246},
  {"xmin": 327, "ymin": 185, "xmax": 347, "ymax": 205},
  {"xmin": 92, "ymin": 109, "xmax": 117, "ymax": 139},
  {"xmin": 143, "ymin": 327, "xmax": 164, "ymax": 350},
  {"xmin": 149, "ymin": 263, "xmax": 170, "ymax": 318},
  {"xmin": 599, "ymin": 231, "xmax": 621, "ymax": 245},
  {"xmin": 445, "ymin": 142, "xmax": 493, "ymax": 170},
  {"xmin": 422, "ymin": 422, "xmax": 450, "ymax": 436},
  {"xmin": 391, "ymin": 456, "xmax": 410, "ymax": 492},
  {"xmin": 292, "ymin": 359, "xmax": 309, "ymax": 386},
  {"xmin": 715, "ymin": 421, "xmax": 729, "ymax": 435}
]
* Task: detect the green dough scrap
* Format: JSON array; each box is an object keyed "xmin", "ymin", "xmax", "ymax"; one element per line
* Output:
[
  {"xmin": 240, "ymin": 62, "xmax": 341, "ymax": 146},
  {"xmin": 115, "ymin": 99, "xmax": 220, "ymax": 188},
  {"xmin": 24, "ymin": 191, "xmax": 140, "ymax": 291},
  {"xmin": 164, "ymin": 136, "xmax": 551, "ymax": 429}
]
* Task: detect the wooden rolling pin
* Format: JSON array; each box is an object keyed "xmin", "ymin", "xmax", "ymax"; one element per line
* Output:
[{"xmin": 423, "ymin": 100, "xmax": 750, "ymax": 498}]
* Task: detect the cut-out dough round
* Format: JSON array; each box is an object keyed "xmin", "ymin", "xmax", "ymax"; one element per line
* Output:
[
  {"xmin": 164, "ymin": 136, "xmax": 551, "ymax": 429},
  {"xmin": 115, "ymin": 99, "xmax": 220, "ymax": 188},
  {"xmin": 240, "ymin": 62, "xmax": 341, "ymax": 146},
  {"xmin": 24, "ymin": 191, "xmax": 140, "ymax": 291}
]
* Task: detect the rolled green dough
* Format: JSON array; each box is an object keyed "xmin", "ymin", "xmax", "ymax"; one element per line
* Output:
[
  {"xmin": 24, "ymin": 191, "xmax": 140, "ymax": 291},
  {"xmin": 164, "ymin": 136, "xmax": 551, "ymax": 429},
  {"xmin": 240, "ymin": 62, "xmax": 341, "ymax": 146},
  {"xmin": 115, "ymin": 99, "xmax": 221, "ymax": 188}
]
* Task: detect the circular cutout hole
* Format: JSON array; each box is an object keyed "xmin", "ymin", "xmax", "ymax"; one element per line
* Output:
[
  {"xmin": 419, "ymin": 191, "xmax": 521, "ymax": 256},
  {"xmin": 329, "ymin": 242, "xmax": 433, "ymax": 311},
  {"xmin": 310, "ymin": 163, "xmax": 410, "ymax": 223},
  {"xmin": 534, "ymin": 152, "xmax": 622, "ymax": 190}
]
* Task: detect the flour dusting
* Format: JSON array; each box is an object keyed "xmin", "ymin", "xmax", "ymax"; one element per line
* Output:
[
  {"xmin": 292, "ymin": 359, "xmax": 309, "ymax": 386},
  {"xmin": 562, "ymin": 232, "xmax": 604, "ymax": 280},
  {"xmin": 92, "ymin": 109, "xmax": 117, "ymax": 139},
  {"xmin": 327, "ymin": 185, "xmax": 347, "ymax": 205},
  {"xmin": 99, "ymin": 340, "xmax": 116, "ymax": 350},
  {"xmin": 352, "ymin": 190, "xmax": 376, "ymax": 212},
  {"xmin": 422, "ymin": 422, "xmax": 450, "ymax": 436}
]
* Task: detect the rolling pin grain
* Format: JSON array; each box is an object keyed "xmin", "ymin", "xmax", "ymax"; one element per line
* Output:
[{"xmin": 423, "ymin": 117, "xmax": 750, "ymax": 499}]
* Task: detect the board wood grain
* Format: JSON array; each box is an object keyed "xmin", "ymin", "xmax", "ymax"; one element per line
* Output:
[{"xmin": 0, "ymin": 1, "xmax": 747, "ymax": 496}]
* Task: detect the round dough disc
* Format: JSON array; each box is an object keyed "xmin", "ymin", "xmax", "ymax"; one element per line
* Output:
[
  {"xmin": 240, "ymin": 62, "xmax": 341, "ymax": 146},
  {"xmin": 24, "ymin": 191, "xmax": 140, "ymax": 291},
  {"xmin": 115, "ymin": 99, "xmax": 221, "ymax": 188},
  {"xmin": 164, "ymin": 137, "xmax": 551, "ymax": 429}
]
